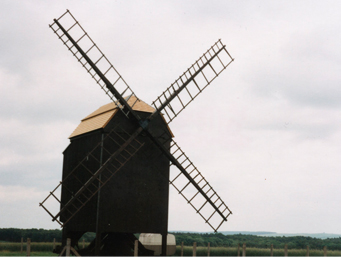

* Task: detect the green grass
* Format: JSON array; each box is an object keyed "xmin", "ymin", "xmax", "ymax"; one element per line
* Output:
[
  {"xmin": 1, "ymin": 242, "xmax": 341, "ymax": 256},
  {"xmin": 175, "ymin": 245, "xmax": 341, "ymax": 256},
  {"xmin": 0, "ymin": 242, "xmax": 91, "ymax": 256},
  {"xmin": 0, "ymin": 251, "xmax": 57, "ymax": 256},
  {"xmin": 0, "ymin": 242, "xmax": 61, "ymax": 252}
]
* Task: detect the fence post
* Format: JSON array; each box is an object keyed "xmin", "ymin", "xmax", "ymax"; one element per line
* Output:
[
  {"xmin": 237, "ymin": 243, "xmax": 240, "ymax": 256},
  {"xmin": 20, "ymin": 237, "xmax": 23, "ymax": 254},
  {"xmin": 324, "ymin": 246, "xmax": 327, "ymax": 257},
  {"xmin": 270, "ymin": 244, "xmax": 273, "ymax": 256},
  {"xmin": 181, "ymin": 242, "xmax": 184, "ymax": 256},
  {"xmin": 284, "ymin": 244, "xmax": 288, "ymax": 257},
  {"xmin": 53, "ymin": 238, "xmax": 56, "ymax": 251},
  {"xmin": 207, "ymin": 242, "xmax": 210, "ymax": 257},
  {"xmin": 66, "ymin": 238, "xmax": 71, "ymax": 257},
  {"xmin": 242, "ymin": 243, "xmax": 246, "ymax": 257},
  {"xmin": 306, "ymin": 245, "xmax": 309, "ymax": 256},
  {"xmin": 83, "ymin": 239, "xmax": 85, "ymax": 249},
  {"xmin": 134, "ymin": 239, "xmax": 138, "ymax": 256},
  {"xmin": 193, "ymin": 242, "xmax": 197, "ymax": 257},
  {"xmin": 26, "ymin": 238, "xmax": 31, "ymax": 256}
]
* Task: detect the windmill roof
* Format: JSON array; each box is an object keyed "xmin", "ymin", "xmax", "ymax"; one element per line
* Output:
[{"xmin": 69, "ymin": 95, "xmax": 155, "ymax": 138}]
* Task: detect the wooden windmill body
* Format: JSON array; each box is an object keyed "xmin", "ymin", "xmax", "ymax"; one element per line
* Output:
[
  {"xmin": 40, "ymin": 10, "xmax": 234, "ymax": 256},
  {"xmin": 62, "ymin": 97, "xmax": 172, "ymax": 234}
]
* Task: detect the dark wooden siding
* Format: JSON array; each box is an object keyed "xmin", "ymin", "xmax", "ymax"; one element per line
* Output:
[{"xmin": 61, "ymin": 111, "xmax": 171, "ymax": 234}]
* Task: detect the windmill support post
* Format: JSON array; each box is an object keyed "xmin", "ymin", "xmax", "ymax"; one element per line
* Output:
[
  {"xmin": 59, "ymin": 238, "xmax": 80, "ymax": 257},
  {"xmin": 66, "ymin": 238, "xmax": 71, "ymax": 257},
  {"xmin": 134, "ymin": 240, "xmax": 138, "ymax": 256}
]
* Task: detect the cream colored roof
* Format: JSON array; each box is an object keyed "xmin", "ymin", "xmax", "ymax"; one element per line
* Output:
[{"xmin": 69, "ymin": 96, "xmax": 155, "ymax": 138}]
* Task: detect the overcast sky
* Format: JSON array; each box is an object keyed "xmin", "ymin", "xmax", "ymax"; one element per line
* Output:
[{"xmin": 1, "ymin": 0, "xmax": 341, "ymax": 235}]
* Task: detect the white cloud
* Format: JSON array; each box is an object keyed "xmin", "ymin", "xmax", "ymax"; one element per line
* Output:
[
  {"xmin": 0, "ymin": 185, "xmax": 43, "ymax": 203},
  {"xmin": 0, "ymin": 185, "xmax": 60, "ymax": 229}
]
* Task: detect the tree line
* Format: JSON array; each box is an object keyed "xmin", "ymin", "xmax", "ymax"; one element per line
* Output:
[
  {"xmin": 1, "ymin": 229, "xmax": 341, "ymax": 250},
  {"xmin": 173, "ymin": 232, "xmax": 341, "ymax": 250},
  {"xmin": 0, "ymin": 228, "xmax": 94, "ymax": 243},
  {"xmin": 0, "ymin": 228, "xmax": 61, "ymax": 242}
]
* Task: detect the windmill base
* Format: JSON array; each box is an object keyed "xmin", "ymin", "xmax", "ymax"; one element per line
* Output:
[{"xmin": 56, "ymin": 232, "xmax": 154, "ymax": 256}]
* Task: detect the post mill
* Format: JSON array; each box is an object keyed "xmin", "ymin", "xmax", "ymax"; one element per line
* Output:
[{"xmin": 40, "ymin": 10, "xmax": 234, "ymax": 256}]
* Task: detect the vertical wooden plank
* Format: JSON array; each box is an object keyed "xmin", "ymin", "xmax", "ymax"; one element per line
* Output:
[
  {"xmin": 237, "ymin": 243, "xmax": 240, "ymax": 256},
  {"xmin": 83, "ymin": 239, "xmax": 85, "ymax": 249},
  {"xmin": 270, "ymin": 244, "xmax": 273, "ymax": 256},
  {"xmin": 324, "ymin": 246, "xmax": 327, "ymax": 257},
  {"xmin": 53, "ymin": 238, "xmax": 56, "ymax": 251},
  {"xmin": 26, "ymin": 238, "xmax": 31, "ymax": 257},
  {"xmin": 181, "ymin": 242, "xmax": 184, "ymax": 257},
  {"xmin": 306, "ymin": 245, "xmax": 309, "ymax": 256},
  {"xmin": 284, "ymin": 244, "xmax": 288, "ymax": 257},
  {"xmin": 20, "ymin": 237, "xmax": 23, "ymax": 254},
  {"xmin": 66, "ymin": 238, "xmax": 71, "ymax": 257},
  {"xmin": 242, "ymin": 243, "xmax": 246, "ymax": 257},
  {"xmin": 207, "ymin": 242, "xmax": 210, "ymax": 257},
  {"xmin": 193, "ymin": 242, "xmax": 197, "ymax": 257},
  {"xmin": 134, "ymin": 239, "xmax": 138, "ymax": 257}
]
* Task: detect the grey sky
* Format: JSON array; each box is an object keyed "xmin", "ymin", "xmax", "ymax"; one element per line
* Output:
[{"xmin": 1, "ymin": 0, "xmax": 341, "ymax": 233}]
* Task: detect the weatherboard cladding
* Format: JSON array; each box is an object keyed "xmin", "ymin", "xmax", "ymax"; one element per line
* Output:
[
  {"xmin": 69, "ymin": 96, "xmax": 155, "ymax": 138},
  {"xmin": 62, "ymin": 108, "xmax": 172, "ymax": 233}
]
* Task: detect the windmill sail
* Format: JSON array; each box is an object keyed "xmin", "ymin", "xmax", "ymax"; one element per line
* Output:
[
  {"xmin": 168, "ymin": 140, "xmax": 232, "ymax": 231},
  {"xmin": 50, "ymin": 10, "xmax": 139, "ymax": 119},
  {"xmin": 143, "ymin": 129, "xmax": 232, "ymax": 232},
  {"xmin": 39, "ymin": 124, "xmax": 145, "ymax": 226},
  {"xmin": 130, "ymin": 129, "xmax": 233, "ymax": 231},
  {"xmin": 151, "ymin": 39, "xmax": 234, "ymax": 124}
]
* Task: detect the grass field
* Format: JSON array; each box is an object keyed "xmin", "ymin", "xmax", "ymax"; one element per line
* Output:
[
  {"xmin": 0, "ymin": 251, "xmax": 57, "ymax": 256},
  {"xmin": 175, "ymin": 245, "xmax": 341, "ymax": 256},
  {"xmin": 1, "ymin": 242, "xmax": 341, "ymax": 256},
  {"xmin": 0, "ymin": 242, "xmax": 59, "ymax": 256}
]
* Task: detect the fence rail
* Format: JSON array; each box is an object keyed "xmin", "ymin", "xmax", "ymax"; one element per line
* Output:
[
  {"xmin": 0, "ymin": 238, "xmax": 333, "ymax": 256},
  {"xmin": 179, "ymin": 242, "xmax": 329, "ymax": 257},
  {"xmin": 0, "ymin": 237, "xmax": 87, "ymax": 256}
]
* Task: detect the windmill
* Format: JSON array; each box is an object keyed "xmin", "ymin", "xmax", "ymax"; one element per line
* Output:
[{"xmin": 40, "ymin": 10, "xmax": 234, "ymax": 256}]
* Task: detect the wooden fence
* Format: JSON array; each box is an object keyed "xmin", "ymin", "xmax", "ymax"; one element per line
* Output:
[
  {"xmin": 19, "ymin": 237, "xmax": 85, "ymax": 256},
  {"xmin": 179, "ymin": 242, "xmax": 329, "ymax": 257},
  {"xmin": 15, "ymin": 238, "xmax": 330, "ymax": 256}
]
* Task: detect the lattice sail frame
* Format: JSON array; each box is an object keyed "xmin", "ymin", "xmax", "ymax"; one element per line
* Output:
[
  {"xmin": 147, "ymin": 128, "xmax": 232, "ymax": 232},
  {"xmin": 152, "ymin": 39, "xmax": 234, "ymax": 124},
  {"xmin": 41, "ymin": 9, "xmax": 234, "ymax": 232},
  {"xmin": 49, "ymin": 10, "xmax": 138, "ymax": 117},
  {"xmin": 39, "ymin": 124, "xmax": 145, "ymax": 226},
  {"xmin": 169, "ymin": 140, "xmax": 232, "ymax": 232}
]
